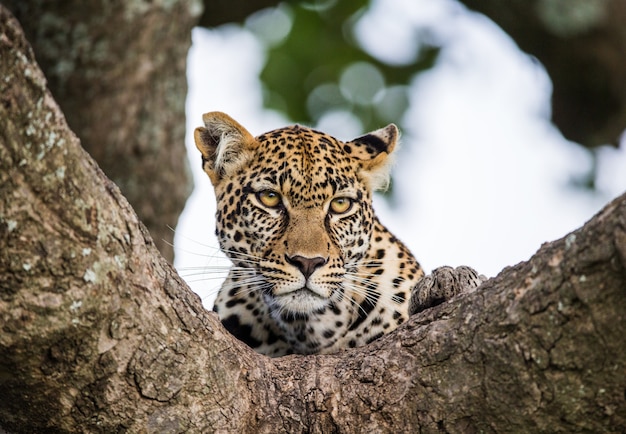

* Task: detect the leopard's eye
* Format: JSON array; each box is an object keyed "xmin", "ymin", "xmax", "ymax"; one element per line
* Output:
[
  {"xmin": 257, "ymin": 190, "xmax": 282, "ymax": 208},
  {"xmin": 329, "ymin": 197, "xmax": 353, "ymax": 214}
]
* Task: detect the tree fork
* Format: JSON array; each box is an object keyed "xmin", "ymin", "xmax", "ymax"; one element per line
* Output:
[{"xmin": 1, "ymin": 6, "xmax": 625, "ymax": 433}]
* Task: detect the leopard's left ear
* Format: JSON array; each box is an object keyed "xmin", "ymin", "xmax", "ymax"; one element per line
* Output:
[{"xmin": 346, "ymin": 124, "xmax": 398, "ymax": 191}]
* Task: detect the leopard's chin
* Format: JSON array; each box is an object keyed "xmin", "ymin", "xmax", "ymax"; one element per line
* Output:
[{"xmin": 265, "ymin": 288, "xmax": 330, "ymax": 315}]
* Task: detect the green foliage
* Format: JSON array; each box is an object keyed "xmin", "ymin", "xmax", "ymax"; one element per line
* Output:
[{"xmin": 249, "ymin": 0, "xmax": 439, "ymax": 133}]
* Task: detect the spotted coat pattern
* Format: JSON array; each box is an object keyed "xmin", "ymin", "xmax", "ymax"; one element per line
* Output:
[{"xmin": 194, "ymin": 112, "xmax": 424, "ymax": 356}]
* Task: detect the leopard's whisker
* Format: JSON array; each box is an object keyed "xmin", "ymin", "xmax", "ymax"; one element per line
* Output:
[
  {"xmin": 222, "ymin": 278, "xmax": 271, "ymax": 295},
  {"xmin": 219, "ymin": 247, "xmax": 264, "ymax": 262},
  {"xmin": 181, "ymin": 274, "xmax": 234, "ymax": 282},
  {"xmin": 341, "ymin": 278, "xmax": 405, "ymax": 313},
  {"xmin": 178, "ymin": 265, "xmax": 255, "ymax": 278},
  {"xmin": 175, "ymin": 239, "xmax": 264, "ymax": 264}
]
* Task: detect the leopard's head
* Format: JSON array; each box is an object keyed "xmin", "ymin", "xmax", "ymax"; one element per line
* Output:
[{"xmin": 194, "ymin": 112, "xmax": 398, "ymax": 316}]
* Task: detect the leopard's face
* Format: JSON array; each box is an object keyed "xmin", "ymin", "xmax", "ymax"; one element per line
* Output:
[
  {"xmin": 194, "ymin": 112, "xmax": 422, "ymax": 356},
  {"xmin": 214, "ymin": 127, "xmax": 376, "ymax": 315}
]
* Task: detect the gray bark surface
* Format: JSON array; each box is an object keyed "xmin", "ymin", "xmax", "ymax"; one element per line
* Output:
[
  {"xmin": 3, "ymin": 0, "xmax": 203, "ymax": 262},
  {"xmin": 1, "ymin": 5, "xmax": 625, "ymax": 433}
]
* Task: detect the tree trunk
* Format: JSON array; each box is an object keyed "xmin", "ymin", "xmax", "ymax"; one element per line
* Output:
[
  {"xmin": 1, "ymin": 5, "xmax": 625, "ymax": 433},
  {"xmin": 2, "ymin": 0, "xmax": 203, "ymax": 262}
]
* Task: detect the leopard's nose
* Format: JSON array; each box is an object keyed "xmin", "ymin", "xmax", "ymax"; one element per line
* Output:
[{"xmin": 285, "ymin": 255, "xmax": 327, "ymax": 279}]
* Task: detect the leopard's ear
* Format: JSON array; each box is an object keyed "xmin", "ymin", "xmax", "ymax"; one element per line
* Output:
[
  {"xmin": 346, "ymin": 124, "xmax": 399, "ymax": 191},
  {"xmin": 194, "ymin": 112, "xmax": 257, "ymax": 185}
]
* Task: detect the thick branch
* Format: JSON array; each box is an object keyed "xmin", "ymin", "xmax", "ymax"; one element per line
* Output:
[{"xmin": 1, "ymin": 6, "xmax": 625, "ymax": 433}]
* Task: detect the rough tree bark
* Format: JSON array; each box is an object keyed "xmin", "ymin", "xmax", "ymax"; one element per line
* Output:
[
  {"xmin": 1, "ymin": 5, "xmax": 626, "ymax": 433},
  {"xmin": 2, "ymin": 0, "xmax": 203, "ymax": 262}
]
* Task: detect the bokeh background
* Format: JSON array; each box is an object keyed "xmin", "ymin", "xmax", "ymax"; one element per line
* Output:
[{"xmin": 174, "ymin": 0, "xmax": 626, "ymax": 308}]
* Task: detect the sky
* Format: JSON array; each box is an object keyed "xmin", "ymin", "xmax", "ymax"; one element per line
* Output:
[{"xmin": 175, "ymin": 0, "xmax": 626, "ymax": 309}]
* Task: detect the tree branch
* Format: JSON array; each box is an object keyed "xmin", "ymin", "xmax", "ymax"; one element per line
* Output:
[{"xmin": 1, "ymin": 5, "xmax": 625, "ymax": 432}]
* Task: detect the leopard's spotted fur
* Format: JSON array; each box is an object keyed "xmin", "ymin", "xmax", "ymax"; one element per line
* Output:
[{"xmin": 194, "ymin": 112, "xmax": 425, "ymax": 356}]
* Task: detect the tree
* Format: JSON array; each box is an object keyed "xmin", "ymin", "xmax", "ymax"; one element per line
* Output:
[
  {"xmin": 3, "ymin": 0, "xmax": 202, "ymax": 262},
  {"xmin": 1, "ymin": 5, "xmax": 625, "ymax": 432}
]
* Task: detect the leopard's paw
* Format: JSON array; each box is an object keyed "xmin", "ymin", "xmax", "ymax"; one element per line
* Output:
[{"xmin": 409, "ymin": 266, "xmax": 485, "ymax": 315}]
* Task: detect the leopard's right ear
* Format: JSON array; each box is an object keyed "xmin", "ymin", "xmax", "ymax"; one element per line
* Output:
[{"xmin": 194, "ymin": 112, "xmax": 257, "ymax": 185}]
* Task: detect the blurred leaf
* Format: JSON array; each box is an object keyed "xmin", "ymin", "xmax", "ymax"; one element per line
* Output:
[{"xmin": 256, "ymin": 0, "xmax": 439, "ymax": 134}]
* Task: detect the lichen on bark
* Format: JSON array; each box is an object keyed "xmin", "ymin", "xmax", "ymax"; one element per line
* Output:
[{"xmin": 3, "ymin": 0, "xmax": 203, "ymax": 262}]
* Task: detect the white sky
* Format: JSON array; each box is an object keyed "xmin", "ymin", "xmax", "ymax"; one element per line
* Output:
[{"xmin": 175, "ymin": 0, "xmax": 626, "ymax": 308}]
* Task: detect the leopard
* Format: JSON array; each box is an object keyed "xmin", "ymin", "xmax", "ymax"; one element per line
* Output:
[{"xmin": 193, "ymin": 112, "xmax": 482, "ymax": 357}]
